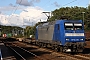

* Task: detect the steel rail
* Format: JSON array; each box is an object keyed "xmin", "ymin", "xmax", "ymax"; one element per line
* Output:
[
  {"xmin": 12, "ymin": 44, "xmax": 43, "ymax": 60},
  {"xmin": 8, "ymin": 46, "xmax": 26, "ymax": 60}
]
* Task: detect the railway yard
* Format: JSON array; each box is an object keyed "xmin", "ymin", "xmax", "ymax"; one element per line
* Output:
[
  {"xmin": 0, "ymin": 37, "xmax": 90, "ymax": 60},
  {"xmin": 1, "ymin": 0, "xmax": 90, "ymax": 60}
]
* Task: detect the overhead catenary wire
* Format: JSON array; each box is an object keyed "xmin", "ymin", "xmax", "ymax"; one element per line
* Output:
[
  {"xmin": 61, "ymin": 0, "xmax": 78, "ymax": 7},
  {"xmin": 13, "ymin": 0, "xmax": 22, "ymax": 14},
  {"xmin": 8, "ymin": 0, "xmax": 22, "ymax": 25},
  {"xmin": 10, "ymin": 0, "xmax": 78, "ymax": 18},
  {"xmin": 8, "ymin": 0, "xmax": 79, "ymax": 26},
  {"xmin": 9, "ymin": 0, "xmax": 22, "ymax": 17},
  {"xmin": 35, "ymin": 0, "xmax": 78, "ymax": 22}
]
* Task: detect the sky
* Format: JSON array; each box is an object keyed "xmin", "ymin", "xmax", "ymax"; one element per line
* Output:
[{"xmin": 0, "ymin": 0, "xmax": 89, "ymax": 27}]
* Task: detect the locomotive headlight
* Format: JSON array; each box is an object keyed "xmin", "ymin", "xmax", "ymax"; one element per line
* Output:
[
  {"xmin": 80, "ymin": 39, "xmax": 83, "ymax": 41},
  {"xmin": 66, "ymin": 39, "xmax": 69, "ymax": 41}
]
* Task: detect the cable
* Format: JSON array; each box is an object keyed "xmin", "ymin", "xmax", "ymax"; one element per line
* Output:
[
  {"xmin": 6, "ymin": 0, "xmax": 23, "ymax": 26},
  {"xmin": 62, "ymin": 0, "xmax": 78, "ymax": 7},
  {"xmin": 9, "ymin": 0, "xmax": 22, "ymax": 22},
  {"xmin": 13, "ymin": 0, "xmax": 22, "ymax": 14}
]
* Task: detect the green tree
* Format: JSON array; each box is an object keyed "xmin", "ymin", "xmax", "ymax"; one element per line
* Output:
[{"xmin": 48, "ymin": 6, "xmax": 90, "ymax": 30}]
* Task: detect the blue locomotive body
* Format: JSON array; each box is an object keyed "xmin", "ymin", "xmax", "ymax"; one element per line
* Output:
[
  {"xmin": 36, "ymin": 20, "xmax": 85, "ymax": 52},
  {"xmin": 53, "ymin": 20, "xmax": 85, "ymax": 45}
]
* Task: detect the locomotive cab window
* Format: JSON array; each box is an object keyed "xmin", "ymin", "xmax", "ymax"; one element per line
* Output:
[
  {"xmin": 65, "ymin": 23, "xmax": 73, "ymax": 30},
  {"xmin": 74, "ymin": 23, "xmax": 82, "ymax": 30}
]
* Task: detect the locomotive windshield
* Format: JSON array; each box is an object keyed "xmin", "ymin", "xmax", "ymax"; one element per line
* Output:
[
  {"xmin": 65, "ymin": 23, "xmax": 73, "ymax": 30},
  {"xmin": 74, "ymin": 23, "xmax": 82, "ymax": 30},
  {"xmin": 65, "ymin": 23, "xmax": 83, "ymax": 30}
]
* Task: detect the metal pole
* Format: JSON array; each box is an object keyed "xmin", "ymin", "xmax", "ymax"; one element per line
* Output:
[
  {"xmin": 23, "ymin": 18, "xmax": 24, "ymax": 36},
  {"xmin": 22, "ymin": 10, "xmax": 28, "ymax": 37},
  {"xmin": 82, "ymin": 12, "xmax": 85, "ymax": 24},
  {"xmin": 32, "ymin": 22, "xmax": 33, "ymax": 26},
  {"xmin": 23, "ymin": 28, "xmax": 24, "ymax": 36},
  {"xmin": 0, "ymin": 16, "xmax": 1, "ymax": 37}
]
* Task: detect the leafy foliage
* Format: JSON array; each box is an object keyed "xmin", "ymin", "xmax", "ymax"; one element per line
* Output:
[
  {"xmin": 1, "ymin": 6, "xmax": 90, "ymax": 38},
  {"xmin": 0, "ymin": 25, "xmax": 23, "ymax": 37},
  {"xmin": 48, "ymin": 6, "xmax": 90, "ymax": 31}
]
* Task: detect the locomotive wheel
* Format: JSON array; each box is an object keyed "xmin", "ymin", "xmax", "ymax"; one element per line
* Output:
[
  {"xmin": 39, "ymin": 42, "xmax": 42, "ymax": 47},
  {"xmin": 41, "ymin": 43, "xmax": 44, "ymax": 47},
  {"xmin": 35, "ymin": 41, "xmax": 38, "ymax": 45},
  {"xmin": 52, "ymin": 46, "xmax": 54, "ymax": 50},
  {"xmin": 54, "ymin": 46, "xmax": 59, "ymax": 52},
  {"xmin": 77, "ymin": 46, "xmax": 84, "ymax": 52},
  {"xmin": 77, "ymin": 49, "xmax": 83, "ymax": 52},
  {"xmin": 60, "ymin": 46, "xmax": 63, "ymax": 52},
  {"xmin": 44, "ymin": 43, "xmax": 47, "ymax": 47},
  {"xmin": 52, "ymin": 45, "xmax": 55, "ymax": 50}
]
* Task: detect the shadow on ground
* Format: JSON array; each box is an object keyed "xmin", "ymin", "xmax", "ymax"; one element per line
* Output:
[{"xmin": 83, "ymin": 48, "xmax": 90, "ymax": 54}]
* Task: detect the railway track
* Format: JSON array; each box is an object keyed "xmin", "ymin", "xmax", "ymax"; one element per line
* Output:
[
  {"xmin": 37, "ymin": 48, "xmax": 90, "ymax": 60},
  {"xmin": 44, "ymin": 46, "xmax": 90, "ymax": 60},
  {"xmin": 9, "ymin": 42, "xmax": 77, "ymax": 60},
  {"xmin": 29, "ymin": 42, "xmax": 90, "ymax": 60},
  {"xmin": 10, "ymin": 41, "xmax": 90, "ymax": 60},
  {"xmin": 0, "ymin": 41, "xmax": 16, "ymax": 60},
  {"xmin": 8, "ymin": 46, "xmax": 27, "ymax": 60},
  {"xmin": 73, "ymin": 54, "xmax": 90, "ymax": 60},
  {"xmin": 59, "ymin": 52, "xmax": 90, "ymax": 60},
  {"xmin": 3, "ymin": 39, "xmax": 90, "ymax": 60},
  {"xmin": 5, "ymin": 42, "xmax": 43, "ymax": 60}
]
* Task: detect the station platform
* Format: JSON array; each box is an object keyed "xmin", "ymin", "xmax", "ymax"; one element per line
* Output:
[{"xmin": 0, "ymin": 43, "xmax": 16, "ymax": 60}]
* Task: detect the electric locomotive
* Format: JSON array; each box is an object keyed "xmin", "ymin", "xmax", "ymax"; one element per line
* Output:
[{"xmin": 35, "ymin": 20, "xmax": 86, "ymax": 52}]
